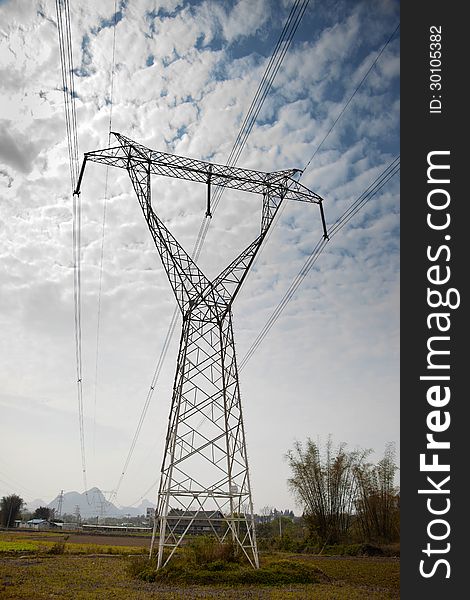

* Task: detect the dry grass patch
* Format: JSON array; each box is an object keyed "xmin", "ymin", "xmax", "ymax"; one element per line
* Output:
[
  {"xmin": 0, "ymin": 554, "xmax": 400, "ymax": 599},
  {"xmin": 0, "ymin": 534, "xmax": 399, "ymax": 600}
]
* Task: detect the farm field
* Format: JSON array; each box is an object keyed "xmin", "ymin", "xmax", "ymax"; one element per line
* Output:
[
  {"xmin": 0, "ymin": 529, "xmax": 152, "ymax": 549},
  {"xmin": 0, "ymin": 531, "xmax": 400, "ymax": 599}
]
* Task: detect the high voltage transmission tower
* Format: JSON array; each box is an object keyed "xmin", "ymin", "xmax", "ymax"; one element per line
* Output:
[
  {"xmin": 75, "ymin": 132, "xmax": 327, "ymax": 569},
  {"xmin": 56, "ymin": 490, "xmax": 64, "ymax": 518}
]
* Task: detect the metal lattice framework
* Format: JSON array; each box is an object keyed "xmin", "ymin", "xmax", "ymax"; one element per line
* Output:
[{"xmin": 75, "ymin": 132, "xmax": 327, "ymax": 569}]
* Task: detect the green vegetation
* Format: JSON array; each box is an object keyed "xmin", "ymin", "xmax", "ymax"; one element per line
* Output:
[
  {"xmin": 0, "ymin": 533, "xmax": 146, "ymax": 556},
  {"xmin": 0, "ymin": 541, "xmax": 39, "ymax": 553},
  {"xmin": 32, "ymin": 506, "xmax": 52, "ymax": 520},
  {"xmin": 132, "ymin": 557, "xmax": 328, "ymax": 585},
  {"xmin": 187, "ymin": 535, "xmax": 238, "ymax": 565},
  {"xmin": 0, "ymin": 436, "xmax": 400, "ymax": 597},
  {"xmin": 0, "ymin": 531, "xmax": 399, "ymax": 599},
  {"xmin": 128, "ymin": 538, "xmax": 329, "ymax": 585},
  {"xmin": 286, "ymin": 438, "xmax": 399, "ymax": 546},
  {"xmin": 0, "ymin": 494, "xmax": 24, "ymax": 527},
  {"xmin": 0, "ymin": 553, "xmax": 399, "ymax": 599},
  {"xmin": 310, "ymin": 556, "xmax": 400, "ymax": 590},
  {"xmin": 354, "ymin": 443, "xmax": 400, "ymax": 541}
]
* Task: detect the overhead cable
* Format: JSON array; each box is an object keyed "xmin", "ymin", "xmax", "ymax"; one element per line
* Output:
[
  {"xmin": 55, "ymin": 0, "xmax": 88, "ymax": 498},
  {"xmin": 303, "ymin": 22, "xmax": 400, "ymax": 172},
  {"xmin": 253, "ymin": 20, "xmax": 401, "ymax": 269},
  {"xmin": 93, "ymin": 0, "xmax": 119, "ymax": 452},
  {"xmin": 238, "ymin": 156, "xmax": 400, "ymax": 370},
  {"xmin": 110, "ymin": 0, "xmax": 310, "ymax": 500},
  {"xmin": 193, "ymin": 0, "xmax": 311, "ymax": 261}
]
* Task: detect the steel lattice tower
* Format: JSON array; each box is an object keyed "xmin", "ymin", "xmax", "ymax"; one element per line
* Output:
[{"xmin": 75, "ymin": 132, "xmax": 327, "ymax": 569}]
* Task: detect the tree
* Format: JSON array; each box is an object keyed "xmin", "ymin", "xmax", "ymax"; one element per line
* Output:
[
  {"xmin": 286, "ymin": 437, "xmax": 369, "ymax": 545},
  {"xmin": 1, "ymin": 494, "xmax": 24, "ymax": 527},
  {"xmin": 33, "ymin": 506, "xmax": 52, "ymax": 520},
  {"xmin": 354, "ymin": 443, "xmax": 400, "ymax": 542},
  {"xmin": 259, "ymin": 506, "xmax": 274, "ymax": 524}
]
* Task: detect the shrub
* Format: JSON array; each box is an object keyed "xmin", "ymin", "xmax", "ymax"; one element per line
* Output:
[
  {"xmin": 127, "ymin": 556, "xmax": 158, "ymax": 581},
  {"xmin": 48, "ymin": 541, "xmax": 66, "ymax": 555},
  {"xmin": 128, "ymin": 554, "xmax": 330, "ymax": 585},
  {"xmin": 187, "ymin": 536, "xmax": 238, "ymax": 565}
]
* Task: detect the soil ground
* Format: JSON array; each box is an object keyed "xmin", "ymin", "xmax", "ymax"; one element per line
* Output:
[{"xmin": 0, "ymin": 530, "xmax": 400, "ymax": 599}]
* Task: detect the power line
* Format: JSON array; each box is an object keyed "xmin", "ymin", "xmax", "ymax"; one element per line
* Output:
[
  {"xmin": 128, "ymin": 476, "xmax": 160, "ymax": 508},
  {"xmin": 303, "ymin": 22, "xmax": 400, "ymax": 172},
  {"xmin": 188, "ymin": 20, "xmax": 400, "ymax": 441},
  {"xmin": 77, "ymin": 139, "xmax": 316, "ymax": 568},
  {"xmin": 126, "ymin": 156, "xmax": 399, "ymax": 503},
  {"xmin": 72, "ymin": 190, "xmax": 87, "ymax": 490},
  {"xmin": 328, "ymin": 158, "xmax": 400, "ymax": 237},
  {"xmin": 192, "ymin": 0, "xmax": 310, "ymax": 262},
  {"xmin": 0, "ymin": 470, "xmax": 36, "ymax": 497},
  {"xmin": 242, "ymin": 20, "xmax": 400, "ymax": 301},
  {"xmin": 238, "ymin": 156, "xmax": 400, "ymax": 370},
  {"xmin": 119, "ymin": 8, "xmax": 399, "ymax": 505},
  {"xmin": 93, "ymin": 0, "xmax": 119, "ymax": 453},
  {"xmin": 107, "ymin": 0, "xmax": 118, "ymax": 143},
  {"xmin": 56, "ymin": 0, "xmax": 80, "ymax": 189},
  {"xmin": 110, "ymin": 0, "xmax": 310, "ymax": 501},
  {"xmin": 56, "ymin": 0, "xmax": 89, "ymax": 500},
  {"xmin": 110, "ymin": 314, "xmax": 176, "ymax": 500}
]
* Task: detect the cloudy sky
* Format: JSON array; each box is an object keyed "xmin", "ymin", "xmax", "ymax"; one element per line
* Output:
[{"xmin": 0, "ymin": 0, "xmax": 399, "ymax": 514}]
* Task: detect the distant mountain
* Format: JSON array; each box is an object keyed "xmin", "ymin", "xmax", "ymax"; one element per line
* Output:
[
  {"xmin": 47, "ymin": 488, "xmax": 155, "ymax": 518},
  {"xmin": 120, "ymin": 498, "xmax": 157, "ymax": 518},
  {"xmin": 26, "ymin": 498, "xmax": 48, "ymax": 512},
  {"xmin": 48, "ymin": 487, "xmax": 118, "ymax": 518}
]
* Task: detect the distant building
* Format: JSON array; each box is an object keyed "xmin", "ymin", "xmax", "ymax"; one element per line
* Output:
[
  {"xmin": 81, "ymin": 524, "xmax": 151, "ymax": 533},
  {"xmin": 25, "ymin": 519, "xmax": 50, "ymax": 529},
  {"xmin": 146, "ymin": 507, "xmax": 156, "ymax": 520},
  {"xmin": 60, "ymin": 522, "xmax": 81, "ymax": 530},
  {"xmin": 167, "ymin": 509, "xmax": 225, "ymax": 536}
]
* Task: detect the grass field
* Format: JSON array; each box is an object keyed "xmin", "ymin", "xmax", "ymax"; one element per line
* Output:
[
  {"xmin": 0, "ymin": 530, "xmax": 148, "ymax": 556},
  {"xmin": 0, "ymin": 531, "xmax": 399, "ymax": 599}
]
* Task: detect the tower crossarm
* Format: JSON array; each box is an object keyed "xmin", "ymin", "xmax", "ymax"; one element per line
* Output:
[
  {"xmin": 75, "ymin": 132, "xmax": 324, "ymax": 206},
  {"xmin": 73, "ymin": 134, "xmax": 328, "ymax": 313}
]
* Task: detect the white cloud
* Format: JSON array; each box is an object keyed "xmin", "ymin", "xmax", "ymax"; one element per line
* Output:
[
  {"xmin": 209, "ymin": 0, "xmax": 272, "ymax": 45},
  {"xmin": 0, "ymin": 0, "xmax": 399, "ymax": 510}
]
